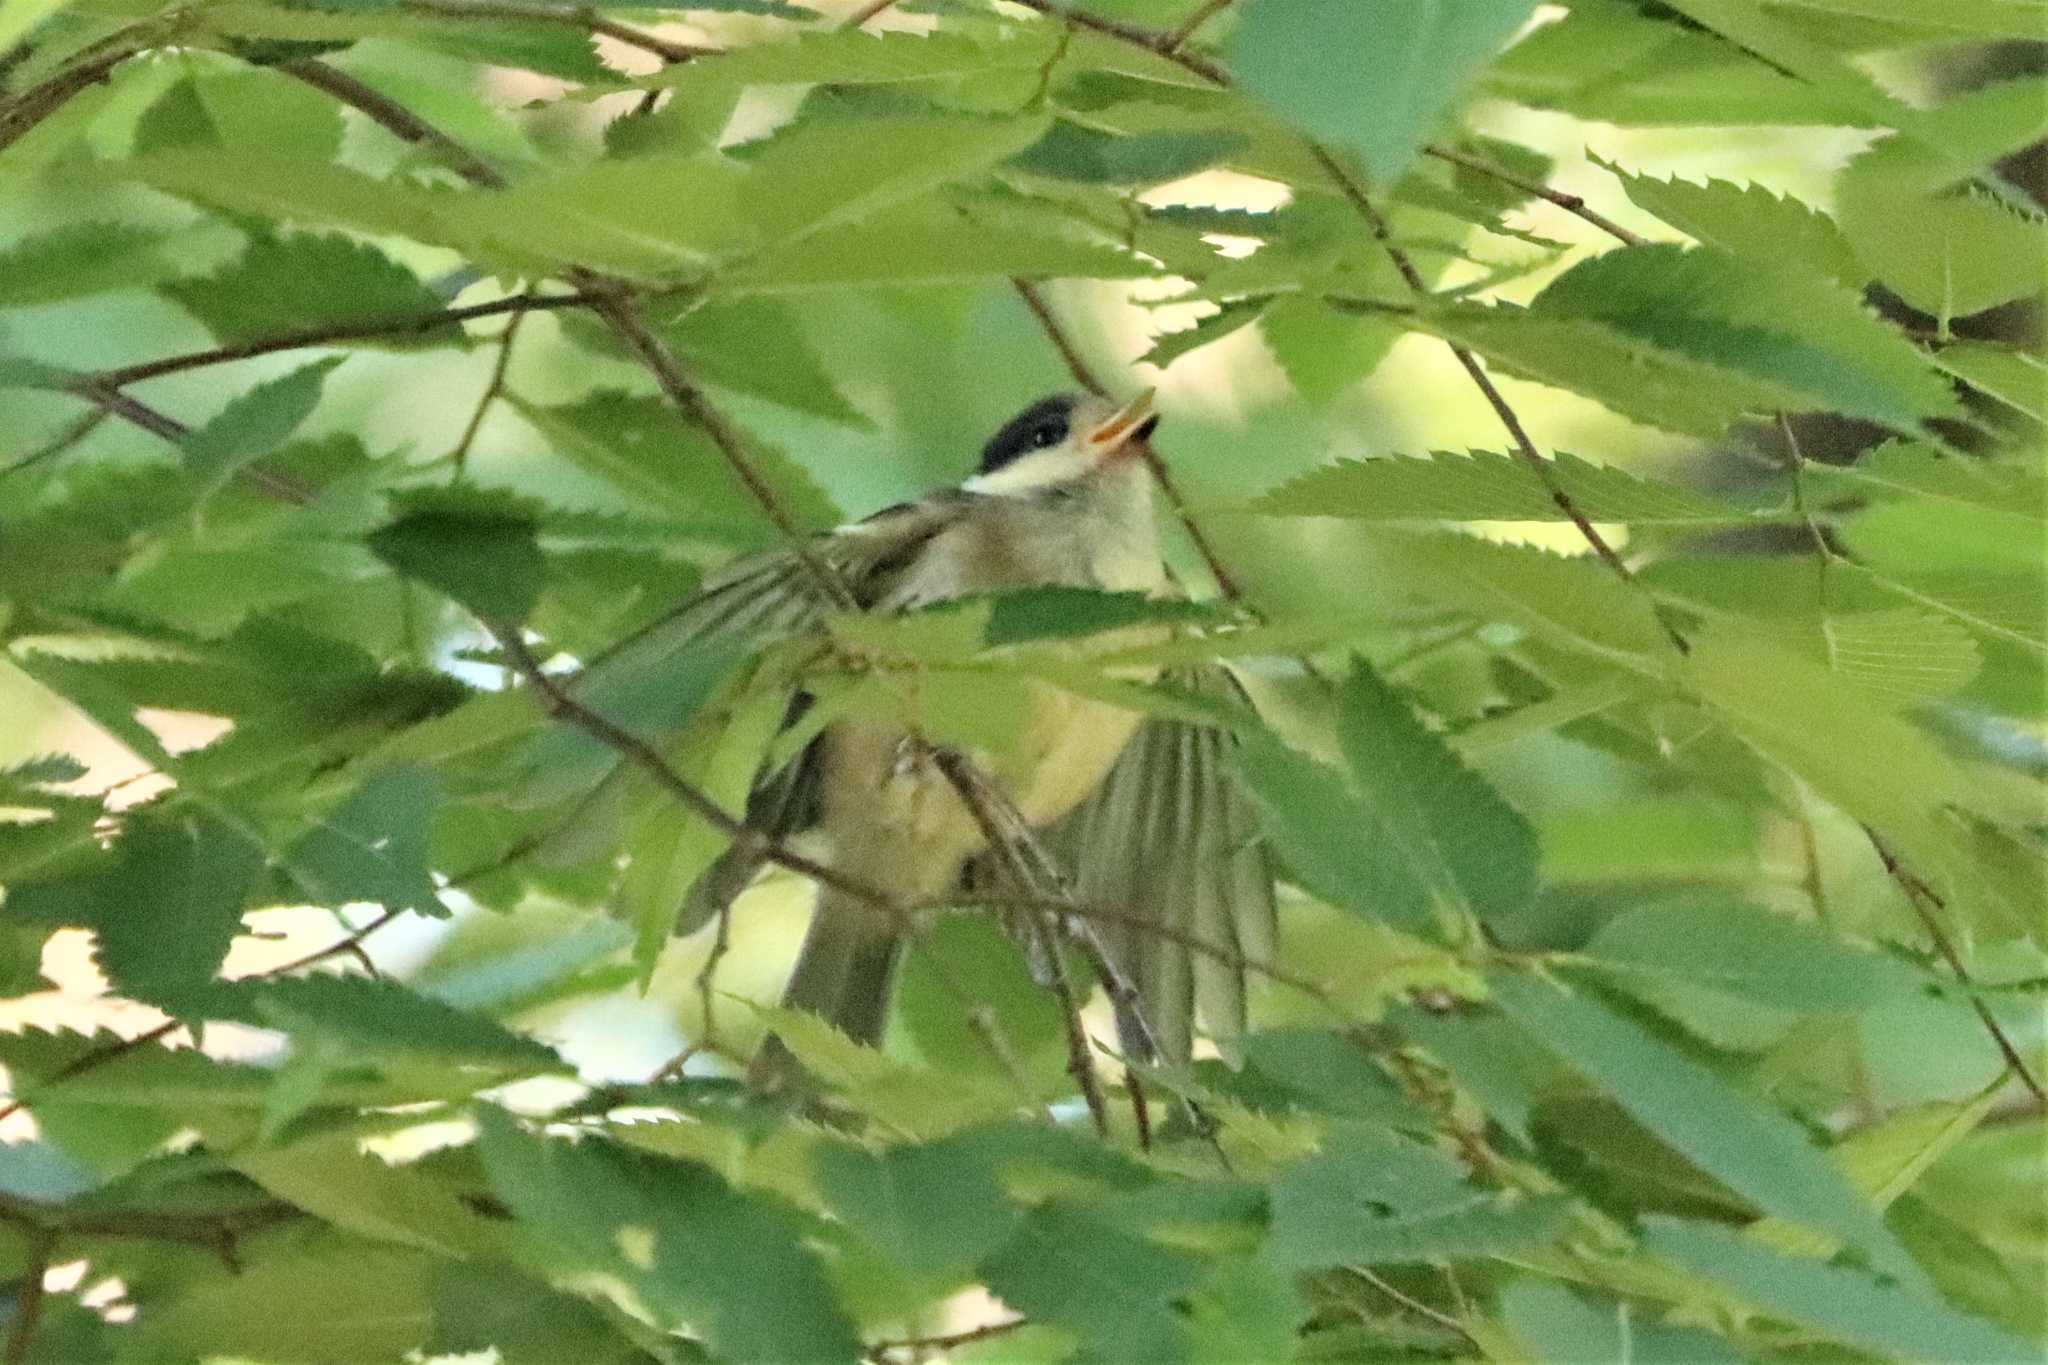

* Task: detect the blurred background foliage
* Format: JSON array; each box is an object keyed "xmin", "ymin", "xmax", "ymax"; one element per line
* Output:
[{"xmin": 0, "ymin": 0, "xmax": 2042, "ymax": 1361}]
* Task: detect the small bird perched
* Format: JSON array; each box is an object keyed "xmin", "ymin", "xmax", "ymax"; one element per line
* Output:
[{"xmin": 573, "ymin": 392, "xmax": 1276, "ymax": 1088}]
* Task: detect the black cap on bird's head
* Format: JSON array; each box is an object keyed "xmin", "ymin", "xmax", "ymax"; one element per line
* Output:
[{"xmin": 973, "ymin": 391, "xmax": 1160, "ymax": 490}]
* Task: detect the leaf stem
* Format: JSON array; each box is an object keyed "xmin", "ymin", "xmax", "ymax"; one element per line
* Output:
[
  {"xmin": 450, "ymin": 310, "xmax": 528, "ymax": 479},
  {"xmin": 1865, "ymin": 828, "xmax": 2046, "ymax": 1105},
  {"xmin": 1160, "ymin": 0, "xmax": 1233, "ymax": 53}
]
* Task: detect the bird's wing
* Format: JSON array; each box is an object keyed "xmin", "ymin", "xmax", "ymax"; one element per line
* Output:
[
  {"xmin": 566, "ymin": 497, "xmax": 977, "ymax": 931},
  {"xmin": 997, "ymin": 665, "xmax": 1277, "ymax": 1068}
]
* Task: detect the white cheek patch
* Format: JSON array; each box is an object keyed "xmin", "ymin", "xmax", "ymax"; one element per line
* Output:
[{"xmin": 963, "ymin": 448, "xmax": 1092, "ymax": 496}]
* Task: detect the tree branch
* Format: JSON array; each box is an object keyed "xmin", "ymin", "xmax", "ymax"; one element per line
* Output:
[
  {"xmin": 1, "ymin": 1225, "xmax": 53, "ymax": 1365},
  {"xmin": 1003, "ymin": 0, "xmax": 1228, "ymax": 84},
  {"xmin": 391, "ymin": 0, "xmax": 719, "ymax": 64},
  {"xmin": 95, "ymin": 290, "xmax": 596, "ymax": 389},
  {"xmin": 488, "ymin": 625, "xmax": 902, "ymax": 921},
  {"xmin": 869, "ymin": 1315, "xmax": 1028, "ymax": 1360},
  {"xmin": 0, "ymin": 32, "xmax": 151, "ymax": 154},
  {"xmin": 283, "ymin": 59, "xmax": 508, "ymax": 187},
  {"xmin": 450, "ymin": 310, "xmax": 528, "ymax": 477},
  {"xmin": 1310, "ymin": 143, "xmax": 1691, "ymax": 653},
  {"xmin": 1421, "ymin": 147, "xmax": 1645, "ymax": 248},
  {"xmin": 1160, "ymin": 0, "xmax": 1232, "ymax": 53},
  {"xmin": 58, "ymin": 375, "xmax": 314, "ymax": 505},
  {"xmin": 1866, "ymin": 829, "xmax": 2046, "ymax": 1105}
]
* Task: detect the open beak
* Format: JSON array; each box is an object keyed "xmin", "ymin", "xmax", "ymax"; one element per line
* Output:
[{"xmin": 1085, "ymin": 388, "xmax": 1159, "ymax": 461}]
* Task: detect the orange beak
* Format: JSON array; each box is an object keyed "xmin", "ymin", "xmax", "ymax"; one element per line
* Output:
[{"xmin": 1085, "ymin": 388, "xmax": 1158, "ymax": 462}]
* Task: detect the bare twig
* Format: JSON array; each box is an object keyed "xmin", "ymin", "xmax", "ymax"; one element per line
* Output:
[
  {"xmin": 59, "ymin": 375, "xmax": 314, "ymax": 505},
  {"xmin": 1003, "ymin": 0, "xmax": 1228, "ymax": 83},
  {"xmin": 283, "ymin": 60, "xmax": 506, "ymax": 187},
  {"xmin": 840, "ymin": 0, "xmax": 902, "ymax": 28},
  {"xmin": 490, "ymin": 626, "xmax": 901, "ymax": 919},
  {"xmin": 450, "ymin": 310, "xmax": 528, "ymax": 477},
  {"xmin": 1160, "ymin": 0, "xmax": 1233, "ymax": 53},
  {"xmin": 0, "ymin": 1020, "xmax": 180, "ymax": 1127},
  {"xmin": 0, "ymin": 35, "xmax": 148, "ymax": 154},
  {"xmin": 2, "ymin": 408, "xmax": 106, "ymax": 480},
  {"xmin": 584, "ymin": 297, "xmax": 856, "ymax": 607},
  {"xmin": 2, "ymin": 1226, "xmax": 53, "ymax": 1365},
  {"xmin": 1309, "ymin": 144, "xmax": 1691, "ymax": 654},
  {"xmin": 1422, "ymin": 147, "xmax": 1644, "ymax": 248},
  {"xmin": 391, "ymin": 0, "xmax": 718, "ymax": 64},
  {"xmin": 96, "ymin": 291, "xmax": 595, "ymax": 389},
  {"xmin": 1866, "ymin": 829, "xmax": 2046, "ymax": 1105},
  {"xmin": 870, "ymin": 1316, "xmax": 1029, "ymax": 1359}
]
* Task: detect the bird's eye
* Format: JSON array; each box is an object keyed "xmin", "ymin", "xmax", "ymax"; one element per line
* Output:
[{"xmin": 1031, "ymin": 422, "xmax": 1065, "ymax": 449}]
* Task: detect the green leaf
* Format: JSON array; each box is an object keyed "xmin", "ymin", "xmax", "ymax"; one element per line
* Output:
[
  {"xmin": 1336, "ymin": 661, "xmax": 1538, "ymax": 927},
  {"xmin": 815, "ymin": 1123, "xmax": 1022, "ymax": 1281},
  {"xmin": 720, "ymin": 194, "xmax": 1151, "ymax": 290},
  {"xmin": 1377, "ymin": 531, "xmax": 1679, "ymax": 669},
  {"xmin": 655, "ymin": 26, "xmax": 1048, "ymax": 89},
  {"xmin": 131, "ymin": 1237, "xmax": 435, "ymax": 1363},
  {"xmin": 509, "ymin": 390, "xmax": 836, "ymax": 538},
  {"xmin": 1235, "ymin": 733, "xmax": 1432, "ymax": 938},
  {"xmin": 240, "ymin": 974, "xmax": 561, "ymax": 1069},
  {"xmin": 1502, "ymin": 1280, "xmax": 1744, "ymax": 1365},
  {"xmin": 475, "ymin": 1108, "xmax": 862, "ymax": 1364},
  {"xmin": 444, "ymin": 155, "xmax": 751, "ymax": 278},
  {"xmin": 663, "ymin": 296, "xmax": 865, "ymax": 426},
  {"xmin": 980, "ymin": 1201, "xmax": 1205, "ymax": 1362},
  {"xmin": 1641, "ymin": 1216, "xmax": 2032, "ymax": 1363},
  {"xmin": 1246, "ymin": 450, "xmax": 1754, "ymax": 525},
  {"xmin": 741, "ymin": 113, "xmax": 1051, "ymax": 247},
  {"xmin": 1581, "ymin": 897, "xmax": 1926, "ymax": 1012},
  {"xmin": 283, "ymin": 764, "xmax": 447, "ymax": 917},
  {"xmin": 1010, "ymin": 122, "xmax": 1246, "ymax": 185},
  {"xmin": 161, "ymin": 232, "xmax": 449, "ymax": 350},
  {"xmin": 1, "ymin": 811, "xmax": 264, "ymax": 1013},
  {"xmin": 1482, "ymin": 5, "xmax": 1882, "ymax": 126},
  {"xmin": 113, "ymin": 151, "xmax": 446, "ymax": 243},
  {"xmin": 1932, "ymin": 343, "xmax": 2048, "ymax": 425},
  {"xmin": 368, "ymin": 488, "xmax": 547, "ymax": 625},
  {"xmin": 1489, "ymin": 971, "xmax": 1919, "ymax": 1284},
  {"xmin": 1806, "ymin": 440, "xmax": 2045, "ymax": 520},
  {"xmin": 1267, "ymin": 1123, "xmax": 1569, "ymax": 1268},
  {"xmin": 182, "ymin": 357, "xmax": 346, "ymax": 492},
  {"xmin": 1595, "ymin": 157, "xmax": 1862, "ymax": 289},
  {"xmin": 1521, "ymin": 243, "xmax": 1960, "ymax": 430},
  {"xmin": 1232, "ymin": 0, "xmax": 1540, "ymax": 187},
  {"xmin": 428, "ymin": 1262, "xmax": 649, "ymax": 1365},
  {"xmin": 0, "ymin": 223, "xmax": 184, "ymax": 307},
  {"xmin": 1762, "ymin": 0, "xmax": 2048, "ymax": 39}
]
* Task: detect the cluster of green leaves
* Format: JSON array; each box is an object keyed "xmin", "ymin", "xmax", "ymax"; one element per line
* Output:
[{"xmin": 0, "ymin": 0, "xmax": 2043, "ymax": 1361}]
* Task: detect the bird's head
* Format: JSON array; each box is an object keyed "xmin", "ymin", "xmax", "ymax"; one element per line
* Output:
[{"xmin": 964, "ymin": 390, "xmax": 1159, "ymax": 497}]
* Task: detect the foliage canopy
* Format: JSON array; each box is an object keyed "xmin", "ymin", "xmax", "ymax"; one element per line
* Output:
[{"xmin": 0, "ymin": 0, "xmax": 2042, "ymax": 1361}]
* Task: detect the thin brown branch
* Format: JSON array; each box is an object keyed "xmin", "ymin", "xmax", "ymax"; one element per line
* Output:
[
  {"xmin": 1002, "ymin": 0, "xmax": 1228, "ymax": 83},
  {"xmin": 388, "ymin": 0, "xmax": 719, "ymax": 64},
  {"xmin": 1160, "ymin": 0, "xmax": 1233, "ymax": 53},
  {"xmin": 283, "ymin": 59, "xmax": 507, "ymax": 188},
  {"xmin": 2, "ymin": 1225, "xmax": 53, "ymax": 1365},
  {"xmin": 1421, "ymin": 147, "xmax": 1644, "ymax": 248},
  {"xmin": 0, "ymin": 37, "xmax": 144, "ymax": 154},
  {"xmin": 450, "ymin": 310, "xmax": 528, "ymax": 477},
  {"xmin": 1011, "ymin": 279, "xmax": 1243, "ymax": 599},
  {"xmin": 1866, "ymin": 829, "xmax": 2046, "ymax": 1106},
  {"xmin": 870, "ymin": 1316, "xmax": 1029, "ymax": 1359},
  {"xmin": 1309, "ymin": 143, "xmax": 1690, "ymax": 653},
  {"xmin": 60, "ymin": 376, "xmax": 314, "ymax": 505},
  {"xmin": 489, "ymin": 626, "xmax": 899, "ymax": 918},
  {"xmin": 0, "ymin": 1020, "xmax": 180, "ymax": 1127},
  {"xmin": 2, "ymin": 407, "xmax": 106, "ymax": 480},
  {"xmin": 96, "ymin": 291, "xmax": 595, "ymax": 389},
  {"xmin": 588, "ymin": 296, "xmax": 855, "ymax": 606},
  {"xmin": 840, "ymin": 0, "xmax": 902, "ymax": 28}
]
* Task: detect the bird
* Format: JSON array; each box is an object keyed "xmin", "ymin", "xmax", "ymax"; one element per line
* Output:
[{"xmin": 555, "ymin": 391, "xmax": 1277, "ymax": 1091}]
